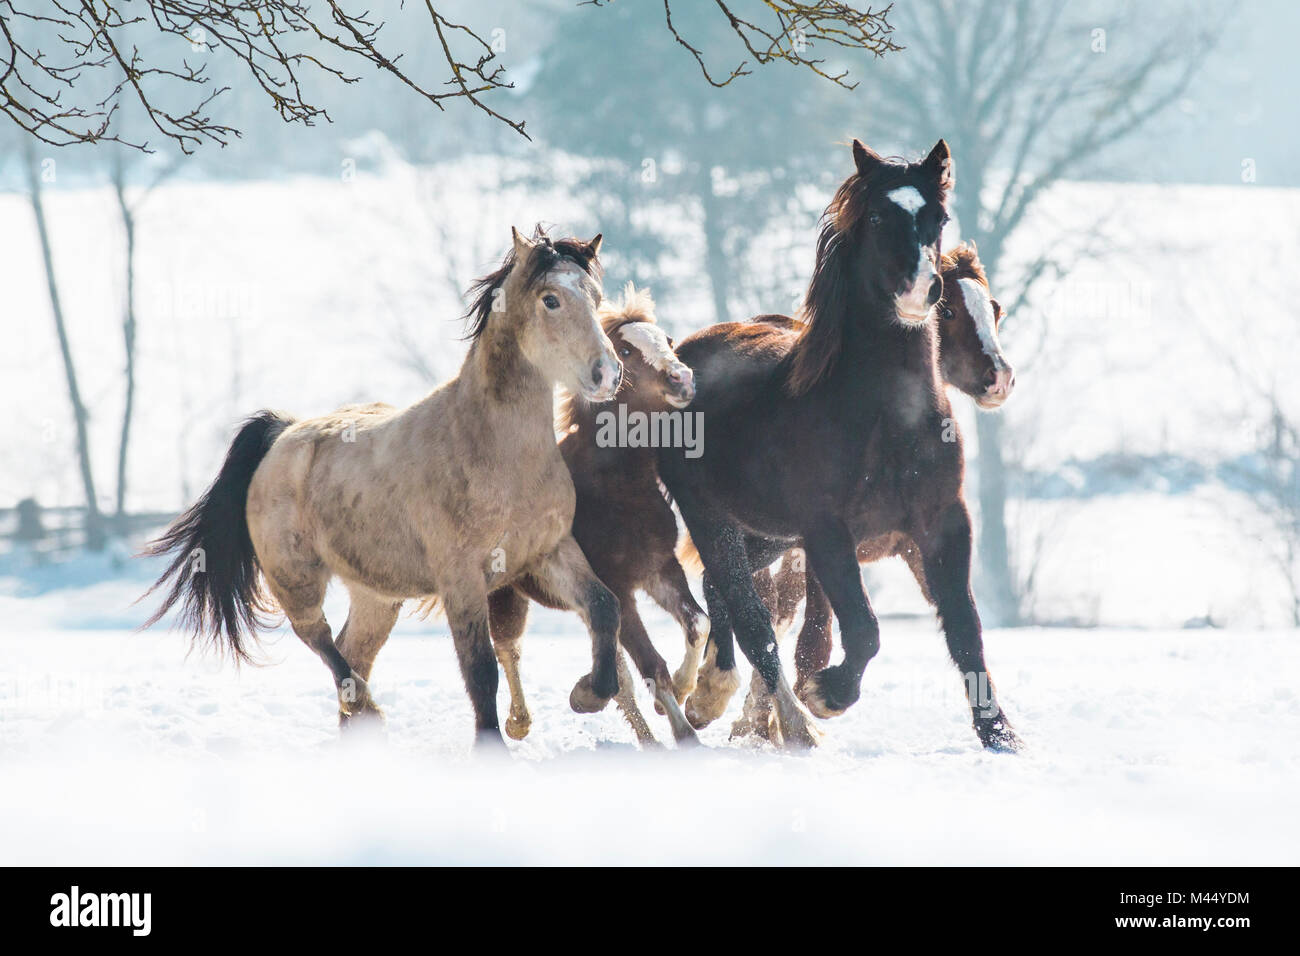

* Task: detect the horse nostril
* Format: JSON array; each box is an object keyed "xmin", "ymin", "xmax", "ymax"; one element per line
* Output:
[
  {"xmin": 982, "ymin": 367, "xmax": 999, "ymax": 390},
  {"xmin": 927, "ymin": 280, "xmax": 942, "ymax": 306},
  {"xmin": 591, "ymin": 362, "xmax": 604, "ymax": 387}
]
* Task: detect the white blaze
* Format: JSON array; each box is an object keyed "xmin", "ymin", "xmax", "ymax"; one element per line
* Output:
[
  {"xmin": 887, "ymin": 186, "xmax": 937, "ymax": 323},
  {"xmin": 957, "ymin": 277, "xmax": 1004, "ymax": 362},
  {"xmin": 618, "ymin": 322, "xmax": 678, "ymax": 373},
  {"xmin": 887, "ymin": 186, "xmax": 926, "ymax": 214}
]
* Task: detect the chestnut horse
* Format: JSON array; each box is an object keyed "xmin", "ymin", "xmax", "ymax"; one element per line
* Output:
[
  {"xmin": 486, "ymin": 285, "xmax": 707, "ymax": 748},
  {"xmin": 729, "ymin": 242, "xmax": 1017, "ymax": 739},
  {"xmin": 657, "ymin": 140, "xmax": 1021, "ymax": 751},
  {"xmin": 143, "ymin": 228, "xmax": 626, "ymax": 749}
]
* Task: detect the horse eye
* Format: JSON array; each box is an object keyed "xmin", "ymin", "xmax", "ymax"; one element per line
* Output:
[
  {"xmin": 619, "ymin": 346, "xmax": 632, "ymax": 358},
  {"xmin": 941, "ymin": 307, "xmax": 954, "ymax": 321},
  {"xmin": 542, "ymin": 293, "xmax": 560, "ymax": 309},
  {"xmin": 868, "ymin": 212, "xmax": 882, "ymax": 227}
]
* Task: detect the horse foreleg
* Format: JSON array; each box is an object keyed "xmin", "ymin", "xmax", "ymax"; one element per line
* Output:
[
  {"xmin": 689, "ymin": 517, "xmax": 818, "ymax": 750},
  {"xmin": 683, "ymin": 571, "xmax": 741, "ymax": 730},
  {"xmin": 528, "ymin": 534, "xmax": 621, "ymax": 713},
  {"xmin": 917, "ymin": 502, "xmax": 1022, "ymax": 753},
  {"xmin": 488, "ymin": 587, "xmax": 533, "ymax": 741},
  {"xmin": 734, "ymin": 549, "xmax": 809, "ymax": 740},
  {"xmin": 644, "ymin": 558, "xmax": 710, "ymax": 708},
  {"xmin": 613, "ymin": 648, "xmax": 662, "ymax": 749},
  {"xmin": 800, "ymin": 517, "xmax": 880, "ymax": 719},
  {"xmin": 615, "ymin": 595, "xmax": 698, "ymax": 746},
  {"xmin": 445, "ymin": 592, "xmax": 505, "ymax": 750}
]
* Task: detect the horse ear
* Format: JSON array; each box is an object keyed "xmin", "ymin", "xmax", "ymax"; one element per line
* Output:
[
  {"xmin": 511, "ymin": 226, "xmax": 536, "ymax": 259},
  {"xmin": 922, "ymin": 139, "xmax": 955, "ymax": 191},
  {"xmin": 587, "ymin": 233, "xmax": 603, "ymax": 259},
  {"xmin": 852, "ymin": 139, "xmax": 883, "ymax": 177}
]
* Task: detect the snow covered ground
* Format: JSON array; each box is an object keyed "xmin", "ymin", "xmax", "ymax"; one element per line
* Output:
[{"xmin": 2, "ymin": 571, "xmax": 1296, "ymax": 865}]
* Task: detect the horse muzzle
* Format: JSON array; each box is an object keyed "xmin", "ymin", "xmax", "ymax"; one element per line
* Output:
[
  {"xmin": 976, "ymin": 366, "xmax": 1015, "ymax": 409},
  {"xmin": 665, "ymin": 365, "xmax": 695, "ymax": 408},
  {"xmin": 581, "ymin": 355, "xmax": 623, "ymax": 402}
]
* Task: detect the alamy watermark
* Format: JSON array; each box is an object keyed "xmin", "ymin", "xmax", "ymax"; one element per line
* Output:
[{"xmin": 594, "ymin": 405, "xmax": 703, "ymax": 458}]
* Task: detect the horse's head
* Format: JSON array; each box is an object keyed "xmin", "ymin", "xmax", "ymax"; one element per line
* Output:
[
  {"xmin": 839, "ymin": 139, "xmax": 954, "ymax": 325},
  {"xmin": 468, "ymin": 227, "xmax": 621, "ymax": 402},
  {"xmin": 938, "ymin": 242, "xmax": 1015, "ymax": 409},
  {"xmin": 601, "ymin": 284, "xmax": 695, "ymax": 413}
]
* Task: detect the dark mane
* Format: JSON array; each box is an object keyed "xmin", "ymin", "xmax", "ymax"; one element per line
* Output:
[
  {"xmin": 785, "ymin": 158, "xmax": 908, "ymax": 396},
  {"xmin": 463, "ymin": 228, "xmax": 603, "ymax": 341}
]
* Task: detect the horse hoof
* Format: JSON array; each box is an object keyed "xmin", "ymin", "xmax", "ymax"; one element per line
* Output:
[
  {"xmin": 774, "ymin": 702, "xmax": 822, "ymax": 750},
  {"xmin": 505, "ymin": 713, "xmax": 532, "ymax": 741},
  {"xmin": 684, "ymin": 666, "xmax": 740, "ymax": 729},
  {"xmin": 800, "ymin": 664, "xmax": 860, "ymax": 719},
  {"xmin": 734, "ymin": 711, "xmax": 776, "ymax": 741},
  {"xmin": 783, "ymin": 720, "xmax": 822, "ymax": 750},
  {"xmin": 339, "ymin": 705, "xmax": 386, "ymax": 731},
  {"xmin": 976, "ymin": 717, "xmax": 1024, "ymax": 753},
  {"xmin": 674, "ymin": 728, "xmax": 702, "ymax": 749},
  {"xmin": 671, "ymin": 668, "xmax": 698, "ymax": 707},
  {"xmin": 570, "ymin": 674, "xmax": 612, "ymax": 714},
  {"xmin": 728, "ymin": 715, "xmax": 754, "ymax": 739},
  {"xmin": 474, "ymin": 728, "xmax": 509, "ymax": 752}
]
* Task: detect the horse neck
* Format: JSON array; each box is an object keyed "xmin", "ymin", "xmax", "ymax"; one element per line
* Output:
[
  {"xmin": 458, "ymin": 320, "xmax": 555, "ymax": 432},
  {"xmin": 821, "ymin": 289, "xmax": 943, "ymax": 413}
]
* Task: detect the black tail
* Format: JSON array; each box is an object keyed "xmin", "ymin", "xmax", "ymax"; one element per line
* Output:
[{"xmin": 141, "ymin": 410, "xmax": 294, "ymax": 664}]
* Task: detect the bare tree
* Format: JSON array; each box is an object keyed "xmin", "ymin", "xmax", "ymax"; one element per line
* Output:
[
  {"xmin": 109, "ymin": 149, "xmax": 178, "ymax": 526},
  {"xmin": 22, "ymin": 136, "xmax": 105, "ymax": 550},
  {"xmin": 864, "ymin": 0, "xmax": 1222, "ymax": 623},
  {"xmin": 1230, "ymin": 400, "xmax": 1300, "ymax": 626},
  {"xmin": 1, "ymin": 1, "xmax": 897, "ymax": 152}
]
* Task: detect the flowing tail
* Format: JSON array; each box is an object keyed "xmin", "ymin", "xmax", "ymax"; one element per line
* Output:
[{"xmin": 140, "ymin": 410, "xmax": 294, "ymax": 663}]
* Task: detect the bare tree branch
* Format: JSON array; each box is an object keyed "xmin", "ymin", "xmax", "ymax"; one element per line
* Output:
[
  {"xmin": 587, "ymin": 0, "xmax": 899, "ymax": 88},
  {"xmin": 3, "ymin": 1, "xmax": 902, "ymax": 152}
]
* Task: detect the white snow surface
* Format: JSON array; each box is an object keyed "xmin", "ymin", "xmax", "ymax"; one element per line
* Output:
[{"xmin": 2, "ymin": 578, "xmax": 1296, "ymax": 865}]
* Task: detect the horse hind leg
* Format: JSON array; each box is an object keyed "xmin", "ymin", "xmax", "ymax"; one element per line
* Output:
[
  {"xmin": 643, "ymin": 559, "xmax": 710, "ymax": 708},
  {"xmin": 334, "ymin": 588, "xmax": 401, "ymax": 728},
  {"xmin": 255, "ymin": 534, "xmax": 377, "ymax": 727},
  {"xmin": 488, "ymin": 587, "xmax": 533, "ymax": 741},
  {"xmin": 613, "ymin": 647, "xmax": 662, "ymax": 749}
]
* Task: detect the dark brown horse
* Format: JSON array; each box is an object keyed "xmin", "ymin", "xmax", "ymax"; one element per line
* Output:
[
  {"xmin": 486, "ymin": 285, "xmax": 708, "ymax": 747},
  {"xmin": 657, "ymin": 140, "xmax": 1022, "ymax": 751},
  {"xmin": 730, "ymin": 242, "xmax": 1017, "ymax": 738}
]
